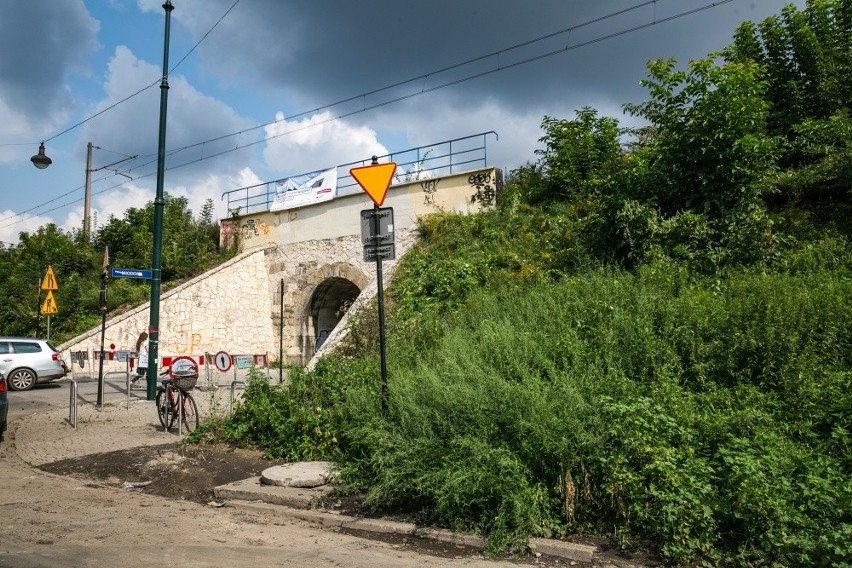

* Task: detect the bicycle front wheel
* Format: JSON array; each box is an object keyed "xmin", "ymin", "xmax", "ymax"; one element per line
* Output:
[
  {"xmin": 179, "ymin": 392, "xmax": 199, "ymax": 432},
  {"xmin": 156, "ymin": 388, "xmax": 174, "ymax": 430}
]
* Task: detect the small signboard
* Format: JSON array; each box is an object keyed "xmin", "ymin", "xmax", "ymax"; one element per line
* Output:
[
  {"xmin": 116, "ymin": 350, "xmax": 132, "ymax": 362},
  {"xmin": 169, "ymin": 356, "xmax": 199, "ymax": 379},
  {"xmin": 214, "ymin": 351, "xmax": 232, "ymax": 372},
  {"xmin": 235, "ymin": 355, "xmax": 253, "ymax": 370},
  {"xmin": 364, "ymin": 243, "xmax": 396, "ymax": 262},
  {"xmin": 360, "ymin": 207, "xmax": 394, "ymax": 245},
  {"xmin": 40, "ymin": 291, "xmax": 58, "ymax": 316},
  {"xmin": 361, "ymin": 207, "xmax": 395, "ymax": 261},
  {"xmin": 111, "ymin": 268, "xmax": 153, "ymax": 280},
  {"xmin": 41, "ymin": 266, "xmax": 59, "ymax": 291}
]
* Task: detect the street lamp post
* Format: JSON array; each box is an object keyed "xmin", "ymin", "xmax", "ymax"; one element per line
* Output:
[{"xmin": 146, "ymin": 0, "xmax": 174, "ymax": 401}]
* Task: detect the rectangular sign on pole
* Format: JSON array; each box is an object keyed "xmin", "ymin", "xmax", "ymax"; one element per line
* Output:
[
  {"xmin": 111, "ymin": 268, "xmax": 153, "ymax": 280},
  {"xmin": 364, "ymin": 244, "xmax": 396, "ymax": 262},
  {"xmin": 360, "ymin": 207, "xmax": 394, "ymax": 246}
]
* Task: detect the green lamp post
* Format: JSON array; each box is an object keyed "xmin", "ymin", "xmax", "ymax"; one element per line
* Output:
[{"xmin": 146, "ymin": 0, "xmax": 174, "ymax": 400}]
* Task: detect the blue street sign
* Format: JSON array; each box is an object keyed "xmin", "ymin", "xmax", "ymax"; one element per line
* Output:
[{"xmin": 111, "ymin": 268, "xmax": 153, "ymax": 280}]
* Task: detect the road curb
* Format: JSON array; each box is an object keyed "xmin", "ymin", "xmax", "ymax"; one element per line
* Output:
[{"xmin": 224, "ymin": 499, "xmax": 598, "ymax": 563}]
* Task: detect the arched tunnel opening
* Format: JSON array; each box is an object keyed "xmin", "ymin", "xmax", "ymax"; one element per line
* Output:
[{"xmin": 306, "ymin": 277, "xmax": 361, "ymax": 357}]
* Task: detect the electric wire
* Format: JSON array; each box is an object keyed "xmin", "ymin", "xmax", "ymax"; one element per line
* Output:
[
  {"xmin": 109, "ymin": 0, "xmax": 672, "ymax": 168},
  {"xmin": 2, "ymin": 0, "xmax": 734, "ymax": 230}
]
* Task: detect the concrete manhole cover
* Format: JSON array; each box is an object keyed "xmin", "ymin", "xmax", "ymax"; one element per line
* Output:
[{"xmin": 260, "ymin": 461, "xmax": 335, "ymax": 488}]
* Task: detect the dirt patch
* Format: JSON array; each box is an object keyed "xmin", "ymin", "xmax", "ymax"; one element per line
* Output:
[{"xmin": 39, "ymin": 442, "xmax": 275, "ymax": 503}]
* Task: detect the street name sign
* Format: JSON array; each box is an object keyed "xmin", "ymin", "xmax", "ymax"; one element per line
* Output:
[{"xmin": 111, "ymin": 268, "xmax": 153, "ymax": 280}]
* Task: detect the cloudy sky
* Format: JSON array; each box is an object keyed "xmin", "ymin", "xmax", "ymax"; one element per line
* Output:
[{"xmin": 0, "ymin": 0, "xmax": 804, "ymax": 244}]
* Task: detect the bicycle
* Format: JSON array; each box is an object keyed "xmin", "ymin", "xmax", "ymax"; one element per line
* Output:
[{"xmin": 155, "ymin": 368, "xmax": 199, "ymax": 433}]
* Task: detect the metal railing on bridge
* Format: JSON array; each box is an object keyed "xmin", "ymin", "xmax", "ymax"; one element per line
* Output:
[{"xmin": 221, "ymin": 131, "xmax": 498, "ymax": 215}]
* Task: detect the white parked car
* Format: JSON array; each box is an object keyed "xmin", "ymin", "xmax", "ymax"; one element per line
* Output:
[{"xmin": 0, "ymin": 338, "xmax": 68, "ymax": 391}]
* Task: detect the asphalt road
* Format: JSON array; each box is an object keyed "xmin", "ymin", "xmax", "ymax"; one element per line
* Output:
[{"xmin": 6, "ymin": 373, "xmax": 150, "ymax": 419}]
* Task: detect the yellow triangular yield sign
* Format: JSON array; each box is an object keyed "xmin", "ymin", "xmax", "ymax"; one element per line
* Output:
[
  {"xmin": 40, "ymin": 290, "xmax": 58, "ymax": 315},
  {"xmin": 41, "ymin": 266, "xmax": 59, "ymax": 291},
  {"xmin": 350, "ymin": 162, "xmax": 397, "ymax": 207}
]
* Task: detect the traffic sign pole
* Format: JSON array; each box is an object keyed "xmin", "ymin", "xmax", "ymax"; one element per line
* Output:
[
  {"xmin": 374, "ymin": 202, "xmax": 389, "ymax": 418},
  {"xmin": 40, "ymin": 267, "xmax": 59, "ymax": 342},
  {"xmin": 351, "ymin": 156, "xmax": 397, "ymax": 418}
]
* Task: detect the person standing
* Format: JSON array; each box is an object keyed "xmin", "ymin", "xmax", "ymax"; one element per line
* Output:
[{"xmin": 132, "ymin": 332, "xmax": 149, "ymax": 384}]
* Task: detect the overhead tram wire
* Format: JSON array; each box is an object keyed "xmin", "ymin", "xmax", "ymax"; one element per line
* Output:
[
  {"xmin": 118, "ymin": 0, "xmax": 738, "ymax": 171},
  {"xmin": 3, "ymin": 0, "xmax": 733, "ymax": 229},
  {"xmin": 11, "ymin": 0, "xmax": 662, "ymax": 187},
  {"xmin": 130, "ymin": 0, "xmax": 675, "ymax": 166},
  {"xmin": 0, "ymin": 170, "xmax": 126, "ymax": 226},
  {"xmin": 90, "ymin": 0, "xmax": 736, "ymax": 178}
]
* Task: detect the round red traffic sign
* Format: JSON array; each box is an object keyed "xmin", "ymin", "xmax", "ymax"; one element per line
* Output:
[
  {"xmin": 169, "ymin": 356, "xmax": 199, "ymax": 379},
  {"xmin": 214, "ymin": 351, "xmax": 232, "ymax": 372}
]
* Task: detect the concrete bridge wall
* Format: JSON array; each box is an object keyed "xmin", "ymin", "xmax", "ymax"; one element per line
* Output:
[{"xmin": 58, "ymin": 167, "xmax": 501, "ymax": 369}]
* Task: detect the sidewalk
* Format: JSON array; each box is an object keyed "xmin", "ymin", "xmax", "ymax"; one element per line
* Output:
[{"xmin": 14, "ymin": 396, "xmax": 190, "ymax": 467}]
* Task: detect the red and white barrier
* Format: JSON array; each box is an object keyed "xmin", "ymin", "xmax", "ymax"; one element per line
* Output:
[{"xmin": 75, "ymin": 349, "xmax": 269, "ymax": 372}]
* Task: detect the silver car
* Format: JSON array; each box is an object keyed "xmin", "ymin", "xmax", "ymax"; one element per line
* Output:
[{"xmin": 0, "ymin": 338, "xmax": 68, "ymax": 391}]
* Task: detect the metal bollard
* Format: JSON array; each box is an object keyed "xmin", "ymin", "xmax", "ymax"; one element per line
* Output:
[
  {"xmin": 229, "ymin": 381, "xmax": 245, "ymax": 415},
  {"xmin": 126, "ymin": 365, "xmax": 131, "ymax": 409},
  {"xmin": 68, "ymin": 379, "xmax": 78, "ymax": 428}
]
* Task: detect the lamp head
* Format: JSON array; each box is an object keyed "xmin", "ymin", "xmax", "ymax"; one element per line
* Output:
[{"xmin": 31, "ymin": 142, "xmax": 52, "ymax": 170}]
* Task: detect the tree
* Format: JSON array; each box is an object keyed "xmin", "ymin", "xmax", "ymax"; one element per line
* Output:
[
  {"xmin": 531, "ymin": 108, "xmax": 625, "ymax": 204},
  {"xmin": 725, "ymin": 0, "xmax": 852, "ymax": 214},
  {"xmin": 624, "ymin": 57, "xmax": 777, "ymax": 221},
  {"xmin": 726, "ymin": 0, "xmax": 852, "ymax": 141}
]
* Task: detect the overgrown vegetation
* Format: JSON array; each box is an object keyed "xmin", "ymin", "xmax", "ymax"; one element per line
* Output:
[
  {"xmin": 0, "ymin": 195, "xmax": 228, "ymax": 342},
  {"xmin": 201, "ymin": 2, "xmax": 852, "ymax": 564}
]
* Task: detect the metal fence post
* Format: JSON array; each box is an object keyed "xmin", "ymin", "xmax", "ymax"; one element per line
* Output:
[
  {"xmin": 68, "ymin": 379, "xmax": 78, "ymax": 428},
  {"xmin": 126, "ymin": 359, "xmax": 131, "ymax": 408}
]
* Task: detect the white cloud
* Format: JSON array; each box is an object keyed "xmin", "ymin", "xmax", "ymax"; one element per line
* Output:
[
  {"xmin": 164, "ymin": 167, "xmax": 265, "ymax": 220},
  {"xmin": 262, "ymin": 111, "xmax": 388, "ymax": 175},
  {"xmin": 82, "ymin": 46, "xmax": 256, "ymax": 185},
  {"xmin": 59, "ymin": 166, "xmax": 264, "ymax": 234},
  {"xmin": 0, "ymin": 211, "xmax": 55, "ymax": 245}
]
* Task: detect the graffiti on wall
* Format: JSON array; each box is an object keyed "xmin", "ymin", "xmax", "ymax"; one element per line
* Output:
[
  {"xmin": 166, "ymin": 330, "xmax": 203, "ymax": 355},
  {"xmin": 469, "ymin": 172, "xmax": 496, "ymax": 206},
  {"xmin": 422, "ymin": 179, "xmax": 439, "ymax": 205},
  {"xmin": 241, "ymin": 219, "xmax": 271, "ymax": 240}
]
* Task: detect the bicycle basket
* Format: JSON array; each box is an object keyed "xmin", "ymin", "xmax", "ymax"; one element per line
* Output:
[{"xmin": 172, "ymin": 372, "xmax": 198, "ymax": 390}]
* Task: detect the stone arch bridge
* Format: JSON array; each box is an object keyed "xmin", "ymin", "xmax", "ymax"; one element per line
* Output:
[{"xmin": 59, "ymin": 165, "xmax": 501, "ymax": 367}]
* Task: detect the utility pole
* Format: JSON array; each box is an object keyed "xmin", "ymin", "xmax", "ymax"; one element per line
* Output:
[
  {"xmin": 146, "ymin": 0, "xmax": 174, "ymax": 401},
  {"xmin": 84, "ymin": 142, "xmax": 93, "ymax": 240}
]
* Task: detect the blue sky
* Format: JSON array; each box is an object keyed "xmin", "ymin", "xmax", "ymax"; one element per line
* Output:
[{"xmin": 0, "ymin": 0, "xmax": 803, "ymax": 244}]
